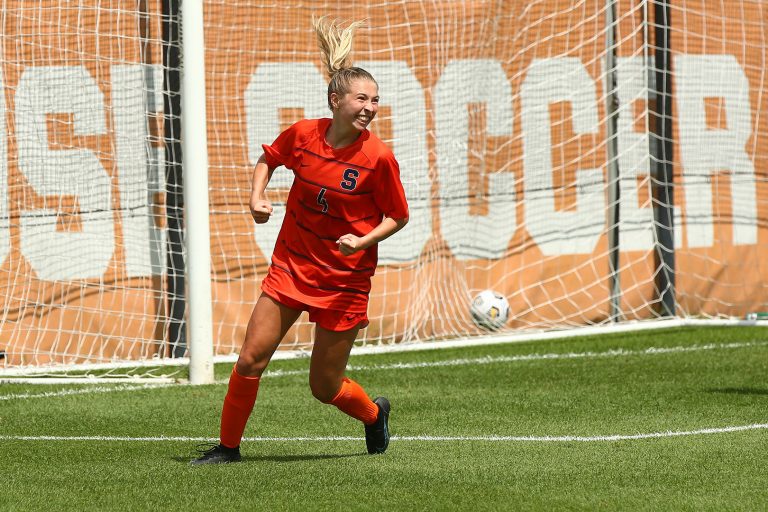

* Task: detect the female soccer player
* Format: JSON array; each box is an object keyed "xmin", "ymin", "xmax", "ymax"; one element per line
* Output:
[{"xmin": 192, "ymin": 17, "xmax": 409, "ymax": 465}]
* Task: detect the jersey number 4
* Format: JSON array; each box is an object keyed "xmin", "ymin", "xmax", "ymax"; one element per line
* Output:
[{"xmin": 317, "ymin": 188, "xmax": 329, "ymax": 213}]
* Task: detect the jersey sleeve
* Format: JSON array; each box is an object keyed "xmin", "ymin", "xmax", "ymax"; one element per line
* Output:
[
  {"xmin": 374, "ymin": 152, "xmax": 409, "ymax": 220},
  {"xmin": 261, "ymin": 122, "xmax": 302, "ymax": 170}
]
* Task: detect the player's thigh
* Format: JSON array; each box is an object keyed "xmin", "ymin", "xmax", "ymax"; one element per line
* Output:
[
  {"xmin": 309, "ymin": 325, "xmax": 360, "ymax": 400},
  {"xmin": 237, "ymin": 293, "xmax": 302, "ymax": 376}
]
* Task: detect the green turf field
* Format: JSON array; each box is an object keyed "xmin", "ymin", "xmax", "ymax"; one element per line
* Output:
[{"xmin": 2, "ymin": 326, "xmax": 767, "ymax": 511}]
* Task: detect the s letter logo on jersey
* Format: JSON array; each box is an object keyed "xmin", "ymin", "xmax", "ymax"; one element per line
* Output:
[{"xmin": 341, "ymin": 168, "xmax": 359, "ymax": 191}]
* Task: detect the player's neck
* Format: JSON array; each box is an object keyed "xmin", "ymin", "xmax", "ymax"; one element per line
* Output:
[{"xmin": 324, "ymin": 122, "xmax": 361, "ymax": 149}]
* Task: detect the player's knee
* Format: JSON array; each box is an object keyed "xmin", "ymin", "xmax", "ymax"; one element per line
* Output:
[
  {"xmin": 309, "ymin": 377, "xmax": 338, "ymax": 403},
  {"xmin": 235, "ymin": 352, "xmax": 267, "ymax": 377}
]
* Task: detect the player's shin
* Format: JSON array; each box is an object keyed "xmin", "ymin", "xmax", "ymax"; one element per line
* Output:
[
  {"xmin": 327, "ymin": 377, "xmax": 379, "ymax": 425},
  {"xmin": 219, "ymin": 366, "xmax": 261, "ymax": 448}
]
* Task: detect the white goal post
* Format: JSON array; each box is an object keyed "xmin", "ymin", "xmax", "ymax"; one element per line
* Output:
[
  {"xmin": 179, "ymin": 0, "xmax": 215, "ymax": 385},
  {"xmin": 1, "ymin": 0, "xmax": 767, "ymax": 383}
]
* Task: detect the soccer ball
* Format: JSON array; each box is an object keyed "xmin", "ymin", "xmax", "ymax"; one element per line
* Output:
[{"xmin": 470, "ymin": 290, "xmax": 510, "ymax": 331}]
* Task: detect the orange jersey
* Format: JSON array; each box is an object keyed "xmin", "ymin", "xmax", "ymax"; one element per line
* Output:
[{"xmin": 261, "ymin": 118, "xmax": 409, "ymax": 312}]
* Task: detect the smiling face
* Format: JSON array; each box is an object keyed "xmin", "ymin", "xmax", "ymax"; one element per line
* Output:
[{"xmin": 329, "ymin": 78, "xmax": 379, "ymax": 132}]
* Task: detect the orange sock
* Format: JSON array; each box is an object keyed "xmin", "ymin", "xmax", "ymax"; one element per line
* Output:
[
  {"xmin": 219, "ymin": 366, "xmax": 260, "ymax": 448},
  {"xmin": 329, "ymin": 377, "xmax": 379, "ymax": 425}
]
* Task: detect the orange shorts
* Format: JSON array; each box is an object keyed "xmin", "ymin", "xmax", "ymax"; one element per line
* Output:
[{"xmin": 261, "ymin": 278, "xmax": 369, "ymax": 332}]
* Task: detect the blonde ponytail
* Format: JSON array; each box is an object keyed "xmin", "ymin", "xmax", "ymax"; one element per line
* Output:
[
  {"xmin": 312, "ymin": 16, "xmax": 365, "ymax": 77},
  {"xmin": 312, "ymin": 16, "xmax": 378, "ymax": 111}
]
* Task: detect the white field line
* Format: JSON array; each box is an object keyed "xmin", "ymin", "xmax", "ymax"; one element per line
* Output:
[
  {"xmin": 3, "ymin": 340, "xmax": 767, "ymax": 401},
  {"xmin": 1, "ymin": 423, "xmax": 767, "ymax": 444},
  {"xmin": 0, "ymin": 383, "xmax": 171, "ymax": 401},
  {"xmin": 341, "ymin": 339, "xmax": 768, "ymax": 373},
  {"xmin": 248, "ymin": 340, "xmax": 768, "ymax": 381}
]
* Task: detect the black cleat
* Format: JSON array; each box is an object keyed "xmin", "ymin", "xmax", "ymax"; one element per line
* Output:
[
  {"xmin": 190, "ymin": 443, "xmax": 242, "ymax": 465},
  {"xmin": 365, "ymin": 397, "xmax": 391, "ymax": 454}
]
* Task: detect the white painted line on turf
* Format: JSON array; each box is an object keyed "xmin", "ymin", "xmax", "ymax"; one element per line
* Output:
[
  {"xmin": 394, "ymin": 422, "xmax": 768, "ymax": 441},
  {"xmin": 234, "ymin": 340, "xmax": 768, "ymax": 383},
  {"xmin": 2, "ymin": 340, "xmax": 766, "ymax": 400},
  {"xmin": 1, "ymin": 423, "xmax": 767, "ymax": 443},
  {"xmin": 0, "ymin": 383, "xmax": 171, "ymax": 401},
  {"xmin": 339, "ymin": 340, "xmax": 768, "ymax": 375},
  {"xmin": 253, "ymin": 340, "xmax": 768, "ymax": 383}
]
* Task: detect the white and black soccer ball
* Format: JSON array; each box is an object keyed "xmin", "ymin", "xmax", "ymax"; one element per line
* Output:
[{"xmin": 470, "ymin": 290, "xmax": 510, "ymax": 331}]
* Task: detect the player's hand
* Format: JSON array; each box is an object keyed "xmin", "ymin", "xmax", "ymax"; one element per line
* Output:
[
  {"xmin": 249, "ymin": 198, "xmax": 273, "ymax": 224},
  {"xmin": 337, "ymin": 234, "xmax": 363, "ymax": 256}
]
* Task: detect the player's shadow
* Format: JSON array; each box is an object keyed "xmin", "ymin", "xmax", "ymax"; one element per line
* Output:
[
  {"xmin": 175, "ymin": 452, "xmax": 364, "ymax": 464},
  {"xmin": 243, "ymin": 452, "xmax": 364, "ymax": 463},
  {"xmin": 706, "ymin": 386, "xmax": 768, "ymax": 396}
]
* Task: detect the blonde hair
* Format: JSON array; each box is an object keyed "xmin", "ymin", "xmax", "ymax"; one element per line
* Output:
[{"xmin": 312, "ymin": 16, "xmax": 378, "ymax": 111}]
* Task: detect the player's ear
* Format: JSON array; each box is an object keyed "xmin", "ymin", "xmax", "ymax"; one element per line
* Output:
[{"xmin": 329, "ymin": 92, "xmax": 340, "ymax": 110}]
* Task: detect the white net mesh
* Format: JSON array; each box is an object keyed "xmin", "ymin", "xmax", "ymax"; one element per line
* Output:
[{"xmin": 1, "ymin": 0, "xmax": 767, "ymax": 376}]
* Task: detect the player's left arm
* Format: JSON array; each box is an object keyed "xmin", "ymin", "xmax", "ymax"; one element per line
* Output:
[{"xmin": 337, "ymin": 216, "xmax": 409, "ymax": 256}]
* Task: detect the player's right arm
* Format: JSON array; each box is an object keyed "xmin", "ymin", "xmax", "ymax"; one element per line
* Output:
[{"xmin": 249, "ymin": 153, "xmax": 275, "ymax": 224}]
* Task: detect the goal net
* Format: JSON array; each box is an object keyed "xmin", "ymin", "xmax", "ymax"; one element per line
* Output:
[{"xmin": 1, "ymin": 0, "xmax": 766, "ymax": 379}]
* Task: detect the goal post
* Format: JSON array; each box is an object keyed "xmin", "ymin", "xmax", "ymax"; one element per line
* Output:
[
  {"xmin": 180, "ymin": 0, "xmax": 215, "ymax": 385},
  {"xmin": 1, "ymin": 0, "xmax": 767, "ymax": 381},
  {"xmin": 651, "ymin": 0, "xmax": 677, "ymax": 318}
]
